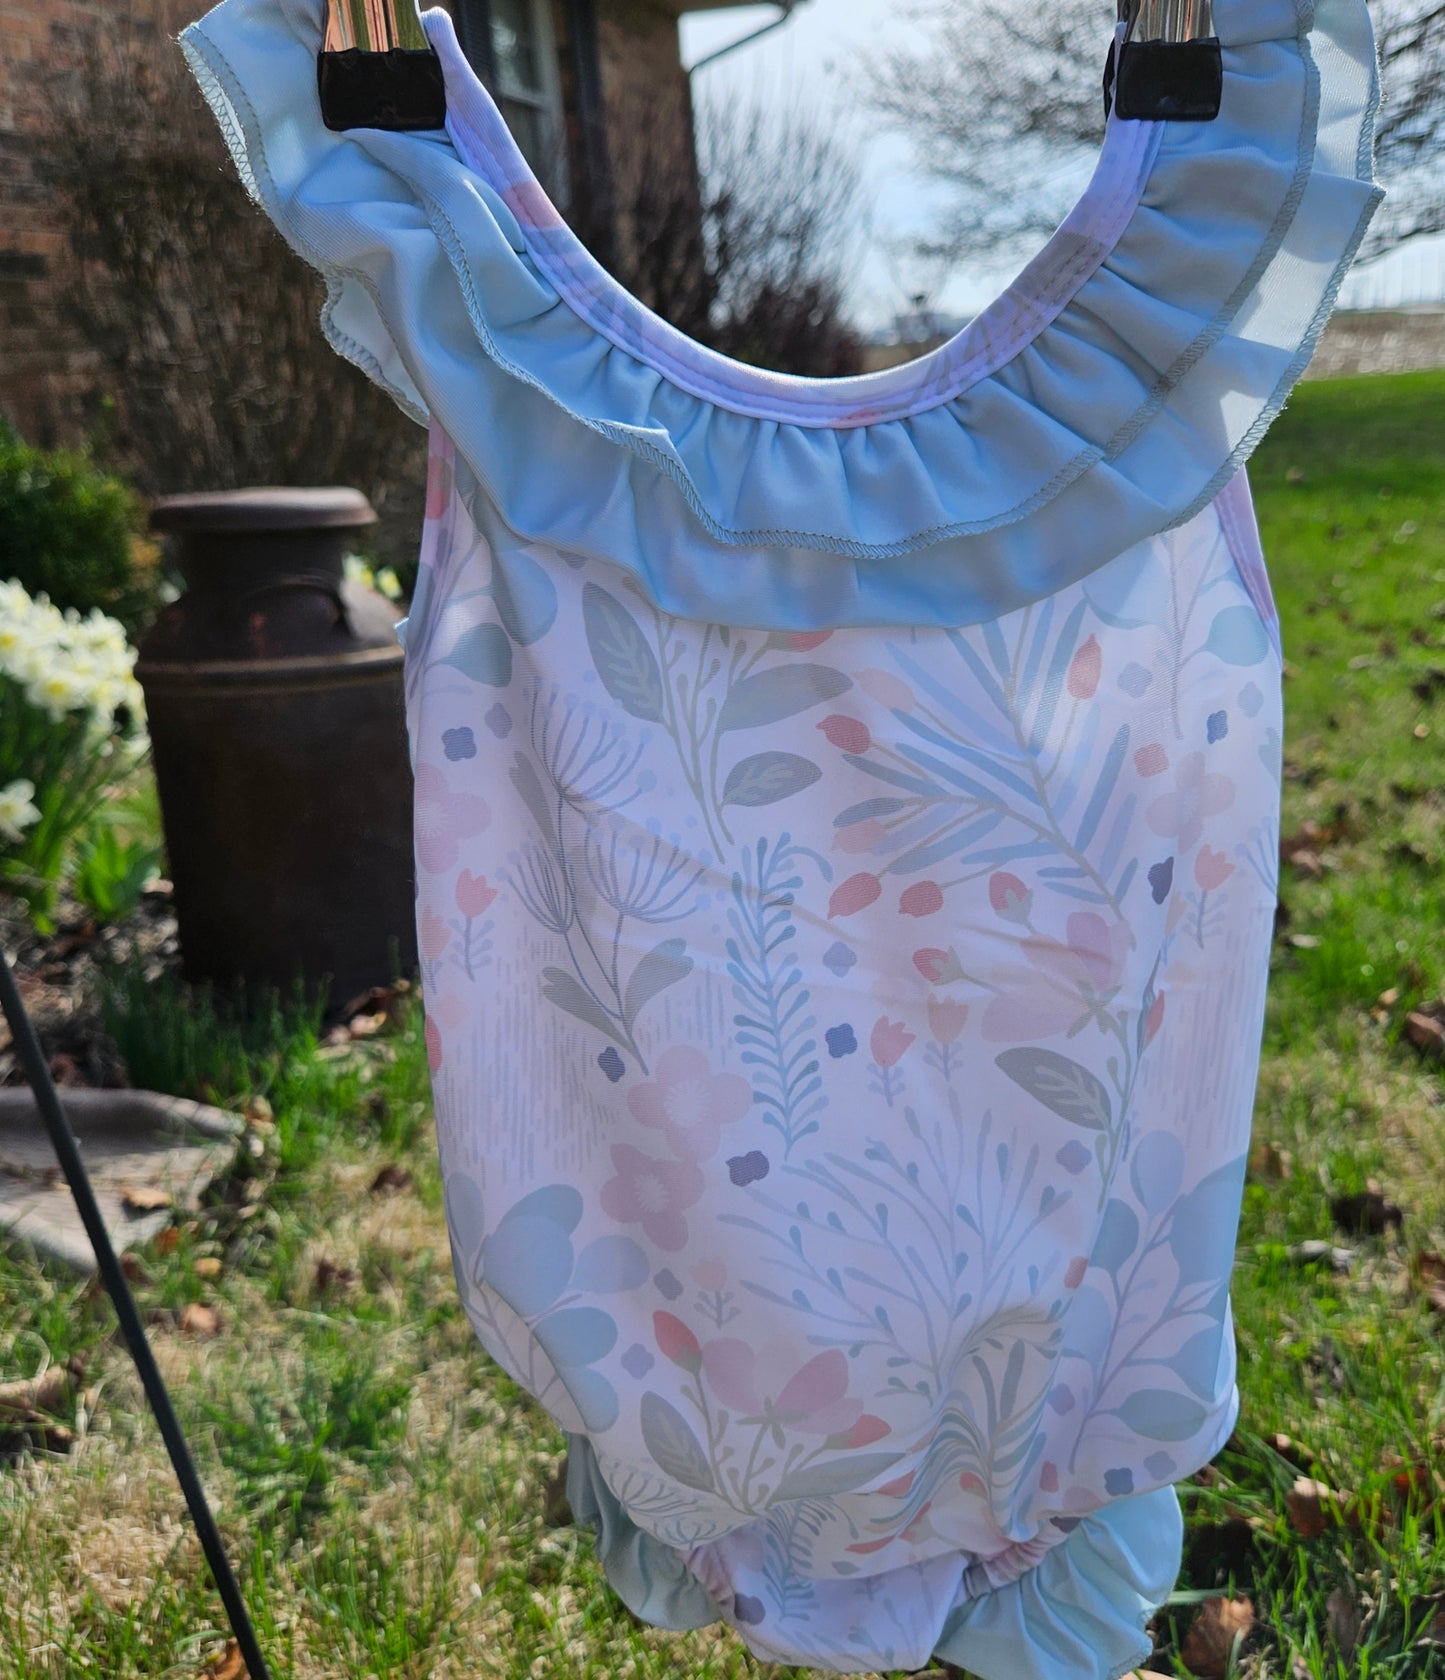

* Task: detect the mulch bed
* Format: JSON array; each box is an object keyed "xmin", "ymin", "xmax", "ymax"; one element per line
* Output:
[{"xmin": 0, "ymin": 884, "xmax": 179, "ymax": 1089}]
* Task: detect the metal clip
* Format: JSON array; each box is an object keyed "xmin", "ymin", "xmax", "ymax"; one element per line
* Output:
[
  {"xmin": 1121, "ymin": 0, "xmax": 1216, "ymax": 44},
  {"xmin": 323, "ymin": 0, "xmax": 429, "ymax": 55},
  {"xmin": 318, "ymin": 0, "xmax": 445, "ymax": 131}
]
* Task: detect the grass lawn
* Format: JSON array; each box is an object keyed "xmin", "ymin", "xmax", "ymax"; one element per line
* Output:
[{"xmin": 2, "ymin": 369, "xmax": 1445, "ymax": 1678}]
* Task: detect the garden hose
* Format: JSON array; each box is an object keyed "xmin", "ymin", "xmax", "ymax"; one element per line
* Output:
[{"xmin": 0, "ymin": 939, "xmax": 273, "ymax": 1680}]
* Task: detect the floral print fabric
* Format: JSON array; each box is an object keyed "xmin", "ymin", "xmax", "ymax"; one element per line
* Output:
[{"xmin": 402, "ymin": 431, "xmax": 1283, "ymax": 1673}]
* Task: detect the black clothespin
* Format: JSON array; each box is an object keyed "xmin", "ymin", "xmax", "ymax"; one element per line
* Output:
[
  {"xmin": 1104, "ymin": 0, "xmax": 1223, "ymax": 122},
  {"xmin": 318, "ymin": 0, "xmax": 447, "ymax": 132}
]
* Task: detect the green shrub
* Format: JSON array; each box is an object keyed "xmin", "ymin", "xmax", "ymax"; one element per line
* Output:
[{"xmin": 0, "ymin": 422, "xmax": 160, "ymax": 636}]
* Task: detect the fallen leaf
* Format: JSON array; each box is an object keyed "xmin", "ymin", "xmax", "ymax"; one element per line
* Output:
[
  {"xmin": 1413, "ymin": 1251, "xmax": 1445, "ymax": 1316},
  {"xmin": 1248, "ymin": 1140, "xmax": 1293, "ymax": 1182},
  {"xmin": 1288, "ymin": 933, "xmax": 1320, "ymax": 950},
  {"xmin": 179, "ymin": 1303, "xmax": 220, "ymax": 1339},
  {"xmin": 0, "ymin": 1365, "xmax": 70, "ymax": 1418},
  {"xmin": 193, "ymin": 1257, "xmax": 223, "ymax": 1281},
  {"xmin": 1181, "ymin": 1595, "xmax": 1254, "ymax": 1677},
  {"xmin": 243, "ymin": 1094, "xmax": 274, "ymax": 1128},
  {"xmin": 119, "ymin": 1252, "xmax": 151, "ymax": 1285},
  {"xmin": 121, "ymin": 1184, "xmax": 173, "ymax": 1214},
  {"xmin": 347, "ymin": 1011, "xmax": 389, "ymax": 1039},
  {"xmin": 1286, "ymin": 1477, "xmax": 1341, "ymax": 1540},
  {"xmin": 1264, "ymin": 1432, "xmax": 1315, "ymax": 1470},
  {"xmin": 369, "ymin": 1164, "xmax": 413, "ymax": 1197},
  {"xmin": 1405, "ymin": 1003, "xmax": 1445, "ymax": 1058},
  {"xmin": 153, "ymin": 1226, "xmax": 181, "ymax": 1255},
  {"xmin": 1326, "ymin": 1586, "xmax": 1363, "ymax": 1656},
  {"xmin": 201, "ymin": 1639, "xmax": 249, "ymax": 1679},
  {"xmin": 1331, "ymin": 1188, "xmax": 1404, "ymax": 1236},
  {"xmin": 314, "ymin": 1258, "xmax": 357, "ymax": 1294}
]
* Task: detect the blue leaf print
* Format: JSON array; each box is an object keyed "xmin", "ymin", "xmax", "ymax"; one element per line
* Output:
[
  {"xmin": 445, "ymin": 621, "xmax": 512, "ymax": 687},
  {"xmin": 1090, "ymin": 1199, "xmax": 1141, "ymax": 1276},
  {"xmin": 582, "ymin": 583, "xmax": 667, "ymax": 722},
  {"xmin": 1203, "ymin": 605, "xmax": 1270, "ymax": 667},
  {"xmin": 726, "ymin": 835, "xmax": 827, "ymax": 1157},
  {"xmin": 1074, "ymin": 725, "xmax": 1130, "ymax": 851},
  {"xmin": 717, "ymin": 665, "xmax": 852, "ymax": 733},
  {"xmin": 574, "ymin": 1236, "xmax": 650, "ymax": 1292},
  {"xmin": 482, "ymin": 1214, "xmax": 575, "ymax": 1317},
  {"xmin": 491, "ymin": 544, "xmax": 558, "ymax": 646},
  {"xmin": 1207, "ymin": 709, "xmax": 1229, "ymax": 743},
  {"xmin": 1148, "ymin": 858, "xmax": 1175, "ymax": 904}
]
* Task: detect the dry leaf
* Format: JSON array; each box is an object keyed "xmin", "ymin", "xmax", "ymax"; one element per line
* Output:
[
  {"xmin": 1326, "ymin": 1586, "xmax": 1363, "ymax": 1655},
  {"xmin": 1264, "ymin": 1432, "xmax": 1314, "ymax": 1470},
  {"xmin": 1286, "ymin": 1477, "xmax": 1340, "ymax": 1539},
  {"xmin": 369, "ymin": 1164, "xmax": 413, "ymax": 1196},
  {"xmin": 179, "ymin": 1303, "xmax": 221, "ymax": 1339},
  {"xmin": 314, "ymin": 1258, "xmax": 357, "ymax": 1294},
  {"xmin": 194, "ymin": 1257, "xmax": 223, "ymax": 1281},
  {"xmin": 1413, "ymin": 1252, "xmax": 1445, "ymax": 1316},
  {"xmin": 1405, "ymin": 1005, "xmax": 1445, "ymax": 1058},
  {"xmin": 121, "ymin": 1184, "xmax": 174, "ymax": 1214},
  {"xmin": 200, "ymin": 1639, "xmax": 249, "ymax": 1679},
  {"xmin": 1288, "ymin": 933, "xmax": 1320, "ymax": 950},
  {"xmin": 1181, "ymin": 1595, "xmax": 1255, "ymax": 1678},
  {"xmin": 153, "ymin": 1226, "xmax": 181, "ymax": 1255},
  {"xmin": 0, "ymin": 1365, "xmax": 70, "ymax": 1419},
  {"xmin": 1249, "ymin": 1140, "xmax": 1293, "ymax": 1182}
]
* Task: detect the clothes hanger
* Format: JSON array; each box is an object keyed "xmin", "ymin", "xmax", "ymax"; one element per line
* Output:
[
  {"xmin": 317, "ymin": 0, "xmax": 1222, "ymax": 137},
  {"xmin": 1108, "ymin": 0, "xmax": 1222, "ymax": 120},
  {"xmin": 318, "ymin": 0, "xmax": 447, "ymax": 131}
]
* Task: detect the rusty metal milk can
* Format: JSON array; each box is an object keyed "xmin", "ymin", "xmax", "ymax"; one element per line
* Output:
[{"xmin": 136, "ymin": 488, "xmax": 417, "ymax": 1009}]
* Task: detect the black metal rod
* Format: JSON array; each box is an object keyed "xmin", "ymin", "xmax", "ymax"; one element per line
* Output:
[{"xmin": 0, "ymin": 941, "xmax": 273, "ymax": 1680}]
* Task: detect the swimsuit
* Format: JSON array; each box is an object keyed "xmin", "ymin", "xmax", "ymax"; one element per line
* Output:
[{"xmin": 180, "ymin": 2, "xmax": 1380, "ymax": 1671}]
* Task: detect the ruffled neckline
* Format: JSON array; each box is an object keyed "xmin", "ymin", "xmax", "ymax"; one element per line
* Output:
[{"xmin": 181, "ymin": 0, "xmax": 1382, "ymax": 629}]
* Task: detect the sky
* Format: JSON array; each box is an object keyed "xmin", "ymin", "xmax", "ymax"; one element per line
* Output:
[
  {"xmin": 678, "ymin": 1, "xmax": 1013, "ymax": 331},
  {"xmin": 678, "ymin": 1, "xmax": 1445, "ymax": 330}
]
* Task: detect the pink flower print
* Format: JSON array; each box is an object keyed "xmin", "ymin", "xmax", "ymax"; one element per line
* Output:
[
  {"xmin": 1144, "ymin": 990, "xmax": 1166, "ymax": 1045},
  {"xmin": 788, "ymin": 630, "xmax": 833, "ymax": 651},
  {"xmin": 817, "ymin": 715, "xmax": 870, "ymax": 753},
  {"xmin": 927, "ymin": 997, "xmax": 970, "ymax": 1044},
  {"xmin": 1193, "ymin": 846, "xmax": 1235, "ymax": 891},
  {"xmin": 456, "ymin": 869, "xmax": 498, "ymax": 918},
  {"xmin": 914, "ymin": 947, "xmax": 965, "ymax": 984},
  {"xmin": 653, "ymin": 1310, "xmax": 702, "ymax": 1373},
  {"xmin": 981, "ymin": 913, "xmax": 1133, "ymax": 1043},
  {"xmin": 856, "ymin": 667, "xmax": 914, "ymax": 711},
  {"xmin": 1146, "ymin": 751, "xmax": 1235, "ymax": 854},
  {"xmin": 870, "ymin": 1018, "xmax": 915, "ymax": 1068},
  {"xmin": 988, "ymin": 871, "xmax": 1033, "ymax": 924},
  {"xmin": 601, "ymin": 1145, "xmax": 703, "ymax": 1252},
  {"xmin": 420, "ymin": 906, "xmax": 451, "ymax": 961},
  {"xmin": 424, "ymin": 1016, "xmax": 443, "ymax": 1072},
  {"xmin": 1064, "ymin": 910, "xmax": 1132, "ymax": 993},
  {"xmin": 425, "ymin": 452, "xmax": 453, "ymax": 519},
  {"xmin": 899, "ymin": 880, "xmax": 944, "ymax": 917},
  {"xmin": 1067, "ymin": 634, "xmax": 1102, "ymax": 700},
  {"xmin": 1134, "ymin": 743, "xmax": 1168, "ymax": 778},
  {"xmin": 700, "ymin": 1337, "xmax": 869, "ymax": 1440},
  {"xmin": 830, "ymin": 872, "xmax": 882, "ymax": 917},
  {"xmin": 414, "ymin": 764, "xmax": 489, "ymax": 873},
  {"xmin": 627, "ymin": 1046, "xmax": 752, "ymax": 1163},
  {"xmin": 834, "ymin": 817, "xmax": 887, "ymax": 855},
  {"xmin": 691, "ymin": 1258, "xmax": 727, "ymax": 1292}
]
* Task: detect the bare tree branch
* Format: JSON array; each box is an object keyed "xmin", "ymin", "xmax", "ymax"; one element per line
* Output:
[{"xmin": 866, "ymin": 0, "xmax": 1445, "ymax": 268}]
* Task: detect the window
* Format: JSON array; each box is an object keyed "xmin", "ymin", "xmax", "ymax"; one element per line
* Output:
[{"xmin": 456, "ymin": 0, "xmax": 569, "ymax": 203}]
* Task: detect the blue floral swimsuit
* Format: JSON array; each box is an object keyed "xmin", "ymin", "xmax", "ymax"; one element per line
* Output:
[{"xmin": 182, "ymin": 2, "xmax": 1380, "ymax": 1671}]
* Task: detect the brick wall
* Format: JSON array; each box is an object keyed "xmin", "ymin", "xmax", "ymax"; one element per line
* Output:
[
  {"xmin": 0, "ymin": 0, "xmax": 697, "ymax": 451},
  {"xmin": 0, "ymin": 1, "xmax": 202, "ymax": 445}
]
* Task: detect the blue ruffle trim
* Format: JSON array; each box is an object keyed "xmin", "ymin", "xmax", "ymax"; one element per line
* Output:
[
  {"xmin": 565, "ymin": 1432, "xmax": 1184, "ymax": 1679},
  {"xmin": 180, "ymin": 0, "xmax": 1380, "ymax": 630}
]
